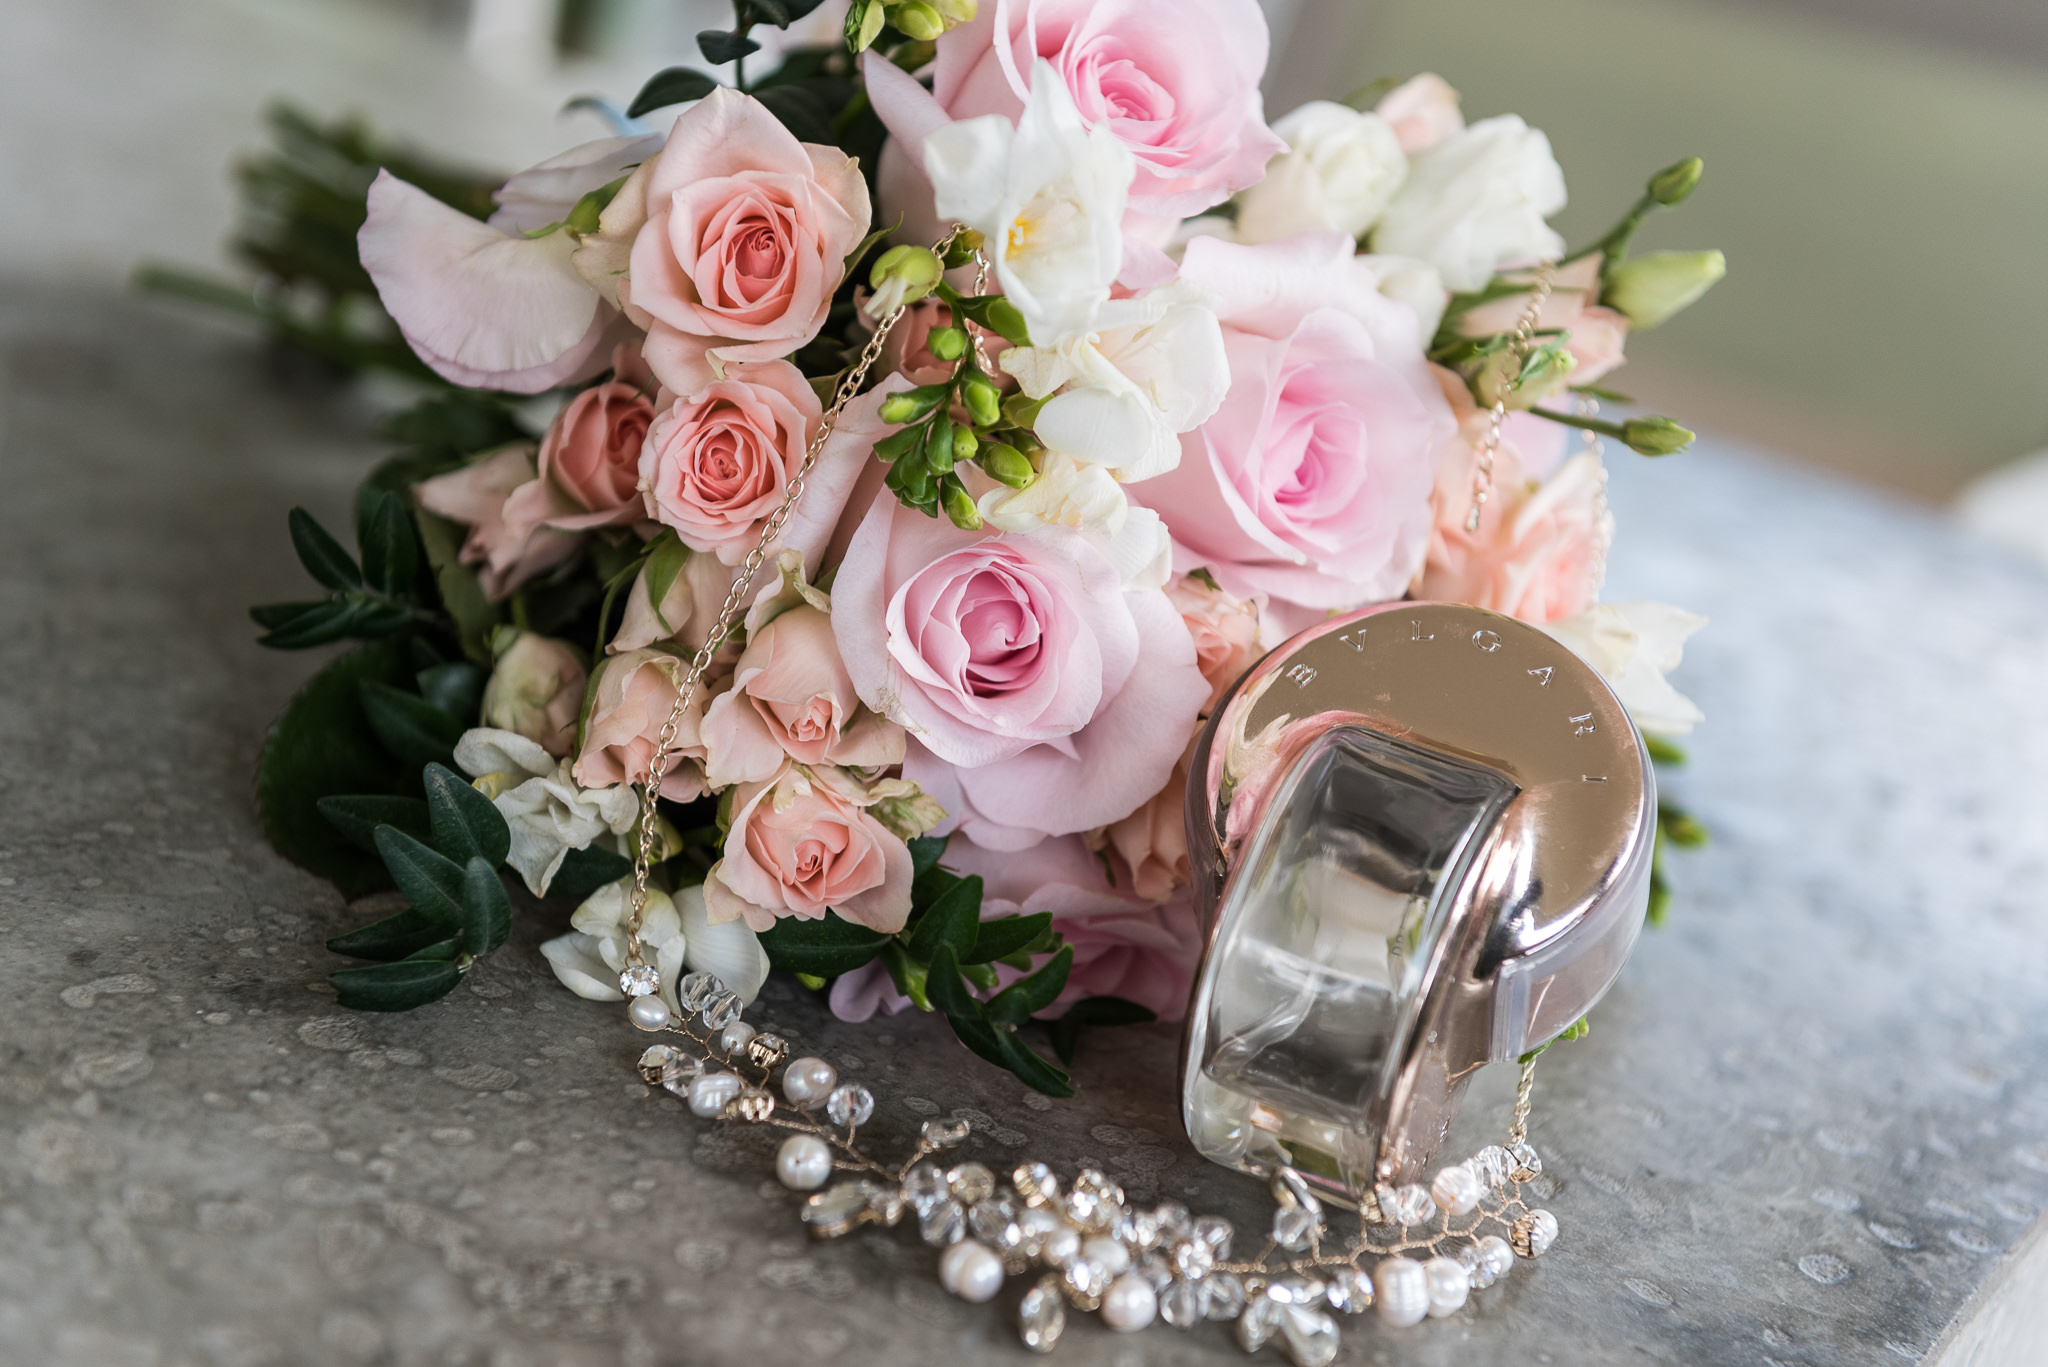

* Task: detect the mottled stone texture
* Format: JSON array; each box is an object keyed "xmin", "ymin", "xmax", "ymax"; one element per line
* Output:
[{"xmin": 2, "ymin": 285, "xmax": 2047, "ymax": 1367}]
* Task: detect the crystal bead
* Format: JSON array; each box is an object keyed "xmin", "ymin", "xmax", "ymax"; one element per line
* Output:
[
  {"xmin": 677, "ymin": 971, "xmax": 721, "ymax": 1013},
  {"xmin": 1379, "ymin": 1182, "xmax": 1436, "ymax": 1227},
  {"xmin": 1272, "ymin": 1203, "xmax": 1318, "ymax": 1252},
  {"xmin": 1037, "ymin": 1224, "xmax": 1081, "ymax": 1269},
  {"xmin": 1511, "ymin": 1208, "xmax": 1558, "ymax": 1258},
  {"xmin": 1279, "ymin": 1303, "xmax": 1341, "ymax": 1367},
  {"xmin": 1152, "ymin": 1202, "xmax": 1192, "ymax": 1248},
  {"xmin": 1237, "ymin": 1293, "xmax": 1284, "ymax": 1352},
  {"xmin": 1374, "ymin": 1258, "xmax": 1429, "ymax": 1328},
  {"xmin": 1159, "ymin": 1278, "xmax": 1205, "ymax": 1328},
  {"xmin": 1431, "ymin": 1162, "xmax": 1485, "ymax": 1218},
  {"xmin": 1476, "ymin": 1234, "xmax": 1515, "ymax": 1283},
  {"xmin": 619, "ymin": 963, "xmax": 659, "ymax": 997},
  {"xmin": 1017, "ymin": 1204, "xmax": 1061, "ymax": 1253},
  {"xmin": 801, "ymin": 1181, "xmax": 875, "ymax": 1239},
  {"xmin": 1116, "ymin": 1206, "xmax": 1158, "ymax": 1251},
  {"xmin": 1018, "ymin": 1274, "xmax": 1066, "ymax": 1353},
  {"xmin": 1472, "ymin": 1144, "xmax": 1514, "ymax": 1192},
  {"xmin": 1268, "ymin": 1274, "xmax": 1325, "ymax": 1305},
  {"xmin": 1071, "ymin": 1168, "xmax": 1122, "ymax": 1209},
  {"xmin": 919, "ymin": 1197, "xmax": 966, "ymax": 1246},
  {"xmin": 1171, "ymin": 1236, "xmax": 1213, "ymax": 1281},
  {"xmin": 1013, "ymin": 1162, "xmax": 1060, "ymax": 1208},
  {"xmin": 1456, "ymin": 1242, "xmax": 1490, "ymax": 1290},
  {"xmin": 636, "ymin": 1044, "xmax": 681, "ymax": 1085},
  {"xmin": 700, "ymin": 990, "xmax": 743, "ymax": 1031},
  {"xmin": 1271, "ymin": 1167, "xmax": 1323, "ymax": 1217},
  {"xmin": 825, "ymin": 1084, "xmax": 874, "ymax": 1128},
  {"xmin": 921, "ymin": 1117, "xmax": 970, "ymax": 1149},
  {"xmin": 1203, "ymin": 1271, "xmax": 1247, "ymax": 1320},
  {"xmin": 970, "ymin": 1195, "xmax": 1023, "ymax": 1250},
  {"xmin": 1193, "ymin": 1215, "xmax": 1233, "ymax": 1259},
  {"xmin": 867, "ymin": 1187, "xmax": 907, "ymax": 1227},
  {"xmin": 902, "ymin": 1166, "xmax": 949, "ymax": 1214},
  {"xmin": 1080, "ymin": 1236, "xmax": 1131, "ymax": 1276},
  {"xmin": 947, "ymin": 1162, "xmax": 996, "ymax": 1206},
  {"xmin": 1508, "ymin": 1141, "xmax": 1543, "ymax": 1183},
  {"xmin": 1061, "ymin": 1258, "xmax": 1108, "ymax": 1311},
  {"xmin": 1324, "ymin": 1265, "xmax": 1372, "ymax": 1314},
  {"xmin": 1136, "ymin": 1254, "xmax": 1172, "ymax": 1291},
  {"xmin": 745, "ymin": 1032, "xmax": 789, "ymax": 1069},
  {"xmin": 1423, "ymin": 1255, "xmax": 1470, "ymax": 1317}
]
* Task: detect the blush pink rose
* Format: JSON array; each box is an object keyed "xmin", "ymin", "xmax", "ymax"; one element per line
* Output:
[
  {"xmin": 1095, "ymin": 737, "xmax": 1194, "ymax": 903},
  {"xmin": 704, "ymin": 766, "xmax": 914, "ymax": 933},
  {"xmin": 570, "ymin": 647, "xmax": 711, "ymax": 801},
  {"xmin": 619, "ymin": 88, "xmax": 869, "ymax": 388},
  {"xmin": 414, "ymin": 444, "xmax": 581, "ymax": 601},
  {"xmin": 832, "ymin": 493, "xmax": 1208, "ymax": 846},
  {"xmin": 1374, "ymin": 73, "xmax": 1464, "ymax": 154},
  {"xmin": 639, "ymin": 360, "xmax": 822, "ymax": 565},
  {"xmin": 1165, "ymin": 573, "xmax": 1262, "ymax": 713},
  {"xmin": 701, "ymin": 603, "xmax": 905, "ymax": 786},
  {"xmin": 1130, "ymin": 233, "xmax": 1455, "ymax": 628},
  {"xmin": 497, "ymin": 344, "xmax": 658, "ymax": 551}
]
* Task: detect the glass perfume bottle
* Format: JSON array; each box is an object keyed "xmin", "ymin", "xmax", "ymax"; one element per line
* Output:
[{"xmin": 1179, "ymin": 601, "xmax": 1654, "ymax": 1203}]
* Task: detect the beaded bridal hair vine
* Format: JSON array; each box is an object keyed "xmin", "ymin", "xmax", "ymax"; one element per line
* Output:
[{"xmin": 602, "ymin": 235, "xmax": 1568, "ymax": 1362}]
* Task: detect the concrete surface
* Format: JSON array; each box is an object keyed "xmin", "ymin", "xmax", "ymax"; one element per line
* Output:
[{"xmin": 4, "ymin": 281, "xmax": 2048, "ymax": 1366}]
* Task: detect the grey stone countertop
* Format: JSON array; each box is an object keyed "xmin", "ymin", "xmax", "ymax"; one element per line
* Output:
[{"xmin": 4, "ymin": 283, "xmax": 2048, "ymax": 1367}]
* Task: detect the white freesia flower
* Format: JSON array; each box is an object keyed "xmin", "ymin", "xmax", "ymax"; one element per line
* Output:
[
  {"xmin": 1372, "ymin": 114, "xmax": 1567, "ymax": 292},
  {"xmin": 673, "ymin": 880, "xmax": 771, "ymax": 1001},
  {"xmin": 453, "ymin": 727, "xmax": 639, "ymax": 895},
  {"xmin": 923, "ymin": 60, "xmax": 1133, "ymax": 348},
  {"xmin": 1236, "ymin": 102, "xmax": 1408, "ymax": 244},
  {"xmin": 1001, "ymin": 278, "xmax": 1228, "ymax": 483},
  {"xmin": 540, "ymin": 880, "xmax": 771, "ymax": 1008},
  {"xmin": 975, "ymin": 452, "xmax": 1174, "ymax": 591},
  {"xmin": 1539, "ymin": 601, "xmax": 1708, "ymax": 737}
]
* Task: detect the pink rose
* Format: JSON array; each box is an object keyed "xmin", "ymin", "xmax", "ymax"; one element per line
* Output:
[
  {"xmin": 639, "ymin": 361, "xmax": 821, "ymax": 565},
  {"xmin": 1095, "ymin": 738, "xmax": 1193, "ymax": 903},
  {"xmin": 494, "ymin": 344, "xmax": 658, "ymax": 555},
  {"xmin": 617, "ymin": 88, "xmax": 869, "ymax": 388},
  {"xmin": 704, "ymin": 766, "xmax": 914, "ymax": 933},
  {"xmin": 608, "ymin": 549, "xmax": 739, "ymax": 657},
  {"xmin": 832, "ymin": 493, "xmax": 1208, "ymax": 846},
  {"xmin": 1131, "ymin": 233, "xmax": 1455, "ymax": 628},
  {"xmin": 570, "ymin": 647, "xmax": 710, "ymax": 801},
  {"xmin": 480, "ymin": 632, "xmax": 587, "ymax": 758},
  {"xmin": 1374, "ymin": 73, "xmax": 1464, "ymax": 154},
  {"xmin": 414, "ymin": 445, "xmax": 581, "ymax": 601},
  {"xmin": 1165, "ymin": 573, "xmax": 1262, "ymax": 713},
  {"xmin": 702, "ymin": 602, "xmax": 905, "ymax": 787}
]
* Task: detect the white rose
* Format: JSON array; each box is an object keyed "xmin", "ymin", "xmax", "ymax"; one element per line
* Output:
[
  {"xmin": 1236, "ymin": 102, "xmax": 1408, "ymax": 244},
  {"xmin": 1539, "ymin": 601, "xmax": 1707, "ymax": 737},
  {"xmin": 1371, "ymin": 114, "xmax": 1567, "ymax": 292}
]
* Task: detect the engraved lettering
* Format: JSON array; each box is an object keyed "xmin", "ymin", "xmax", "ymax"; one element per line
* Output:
[
  {"xmin": 1411, "ymin": 620, "xmax": 1434, "ymax": 642},
  {"xmin": 1471, "ymin": 629, "xmax": 1502, "ymax": 654},
  {"xmin": 1285, "ymin": 664, "xmax": 1318, "ymax": 688},
  {"xmin": 1336, "ymin": 630, "xmax": 1366, "ymax": 652},
  {"xmin": 1569, "ymin": 712, "xmax": 1596, "ymax": 736},
  {"xmin": 1527, "ymin": 666, "xmax": 1554, "ymax": 687},
  {"xmin": 1582, "ymin": 775, "xmax": 1608, "ymax": 783}
]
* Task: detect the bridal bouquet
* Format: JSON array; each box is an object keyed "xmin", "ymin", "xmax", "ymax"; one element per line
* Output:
[{"xmin": 235, "ymin": 0, "xmax": 1717, "ymax": 1093}]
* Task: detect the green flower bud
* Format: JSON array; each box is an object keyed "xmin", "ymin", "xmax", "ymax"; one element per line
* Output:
[
  {"xmin": 1648, "ymin": 157, "xmax": 1704, "ymax": 206},
  {"xmin": 877, "ymin": 383, "xmax": 948, "ymax": 425},
  {"xmin": 931, "ymin": 0, "xmax": 977, "ymax": 21},
  {"xmin": 846, "ymin": 0, "xmax": 886, "ymax": 52},
  {"xmin": 1604, "ymin": 250, "xmax": 1726, "ymax": 330},
  {"xmin": 961, "ymin": 373, "xmax": 1002, "ymax": 427},
  {"xmin": 890, "ymin": 0, "xmax": 945, "ymax": 41},
  {"xmin": 982, "ymin": 298, "xmax": 1031, "ymax": 347},
  {"xmin": 868, "ymin": 244, "xmax": 944, "ymax": 312},
  {"xmin": 999, "ymin": 391, "xmax": 1046, "ymax": 430},
  {"xmin": 927, "ymin": 325, "xmax": 967, "ymax": 361},
  {"xmin": 924, "ymin": 411, "xmax": 955, "ymax": 473},
  {"xmin": 950, "ymin": 425, "xmax": 978, "ymax": 465},
  {"xmin": 1620, "ymin": 416, "xmax": 1695, "ymax": 457},
  {"xmin": 894, "ymin": 452, "xmax": 934, "ymax": 502},
  {"xmin": 980, "ymin": 443, "xmax": 1036, "ymax": 488},
  {"xmin": 872, "ymin": 427, "xmax": 920, "ymax": 462},
  {"xmin": 941, "ymin": 478, "xmax": 982, "ymax": 530}
]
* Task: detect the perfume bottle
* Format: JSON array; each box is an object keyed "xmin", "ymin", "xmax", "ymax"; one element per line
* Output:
[{"xmin": 1179, "ymin": 601, "xmax": 1654, "ymax": 1203}]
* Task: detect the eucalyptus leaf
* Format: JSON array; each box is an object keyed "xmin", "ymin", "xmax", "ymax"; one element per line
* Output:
[
  {"xmin": 985, "ymin": 944, "xmax": 1073, "ymax": 1025},
  {"xmin": 758, "ymin": 910, "xmax": 894, "ymax": 977},
  {"xmin": 627, "ymin": 66, "xmax": 722, "ymax": 118},
  {"xmin": 359, "ymin": 681, "xmax": 463, "ymax": 770},
  {"xmin": 255, "ymin": 598, "xmax": 365, "ymax": 650},
  {"xmin": 422, "ymin": 763, "xmax": 511, "ymax": 867},
  {"xmin": 948, "ymin": 1016, "xmax": 1075, "ymax": 1098},
  {"xmin": 461, "ymin": 856, "xmax": 513, "ymax": 956},
  {"xmin": 697, "ymin": 30, "xmax": 761, "ymax": 65},
  {"xmin": 1047, "ymin": 995, "xmax": 1157, "ymax": 1064},
  {"xmin": 326, "ymin": 906, "xmax": 451, "ymax": 962},
  {"xmin": 331, "ymin": 958, "xmax": 462, "ymax": 1011},
  {"xmin": 316, "ymin": 793, "xmax": 432, "ymax": 852},
  {"xmin": 905, "ymin": 874, "xmax": 982, "ymax": 964},
  {"xmin": 372, "ymin": 825, "xmax": 467, "ymax": 928},
  {"xmin": 907, "ymin": 835, "xmax": 947, "ymax": 877},
  {"xmin": 288, "ymin": 506, "xmax": 362, "ymax": 591}
]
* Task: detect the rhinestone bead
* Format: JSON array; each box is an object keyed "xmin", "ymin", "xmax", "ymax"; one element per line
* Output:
[
  {"xmin": 1476, "ymin": 1234, "xmax": 1515, "ymax": 1282},
  {"xmin": 1272, "ymin": 1203, "xmax": 1318, "ymax": 1252},
  {"xmin": 1423, "ymin": 1255, "xmax": 1470, "ymax": 1317},
  {"xmin": 801, "ymin": 1181, "xmax": 875, "ymax": 1238},
  {"xmin": 902, "ymin": 1165, "xmax": 949, "ymax": 1214},
  {"xmin": 867, "ymin": 1187, "xmax": 907, "ymax": 1227},
  {"xmin": 919, "ymin": 1197, "xmax": 966, "ymax": 1246},
  {"xmin": 746, "ymin": 1032, "xmax": 789, "ymax": 1069},
  {"xmin": 1511, "ymin": 1208, "xmax": 1558, "ymax": 1258},
  {"xmin": 1152, "ymin": 1202, "xmax": 1192, "ymax": 1248},
  {"xmin": 1136, "ymin": 1254, "xmax": 1172, "ymax": 1291},
  {"xmin": 1016, "ymin": 1204, "xmax": 1061, "ymax": 1254},
  {"xmin": 947, "ymin": 1162, "xmax": 996, "ymax": 1206},
  {"xmin": 1471, "ymin": 1144, "xmax": 1514, "ymax": 1191},
  {"xmin": 700, "ymin": 991, "xmax": 744, "ymax": 1031},
  {"xmin": 1456, "ymin": 1242, "xmax": 1491, "ymax": 1290},
  {"xmin": 1193, "ymin": 1214, "xmax": 1233, "ymax": 1258},
  {"xmin": 1279, "ymin": 1303, "xmax": 1341, "ymax": 1367},
  {"xmin": 921, "ymin": 1117, "xmax": 970, "ymax": 1149},
  {"xmin": 1431, "ymin": 1162, "xmax": 1485, "ymax": 1218},
  {"xmin": 1061, "ymin": 1258, "xmax": 1108, "ymax": 1311},
  {"xmin": 1116, "ymin": 1206, "xmax": 1158, "ymax": 1250},
  {"xmin": 1159, "ymin": 1278, "xmax": 1205, "ymax": 1328},
  {"xmin": 1203, "ymin": 1271, "xmax": 1247, "ymax": 1320},
  {"xmin": 1324, "ymin": 1265, "xmax": 1372, "ymax": 1314},
  {"xmin": 1037, "ymin": 1224, "xmax": 1081, "ymax": 1269},
  {"xmin": 729, "ymin": 1086, "xmax": 774, "ymax": 1122},
  {"xmin": 825, "ymin": 1084, "xmax": 874, "ymax": 1128},
  {"xmin": 1508, "ymin": 1141, "xmax": 1543, "ymax": 1183},
  {"xmin": 1267, "ymin": 1274, "xmax": 1325, "ymax": 1305},
  {"xmin": 677, "ymin": 971, "xmax": 721, "ymax": 1012},
  {"xmin": 1374, "ymin": 1258, "xmax": 1429, "ymax": 1327},
  {"xmin": 619, "ymin": 963, "xmax": 660, "ymax": 997},
  {"xmin": 1171, "ymin": 1236, "xmax": 1214, "ymax": 1281},
  {"xmin": 1071, "ymin": 1168, "xmax": 1122, "ymax": 1207},
  {"xmin": 1018, "ymin": 1274, "xmax": 1066, "ymax": 1353},
  {"xmin": 1013, "ymin": 1162, "xmax": 1060, "ymax": 1208}
]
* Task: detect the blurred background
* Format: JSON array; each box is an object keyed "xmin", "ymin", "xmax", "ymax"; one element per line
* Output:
[{"xmin": 5, "ymin": 0, "xmax": 2046, "ymax": 520}]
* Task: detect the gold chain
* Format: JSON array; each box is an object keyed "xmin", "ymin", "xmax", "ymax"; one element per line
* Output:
[
  {"xmin": 623, "ymin": 233, "xmax": 966, "ymax": 968},
  {"xmin": 1464, "ymin": 263, "xmax": 1557, "ymax": 533},
  {"xmin": 1506, "ymin": 1056, "xmax": 1538, "ymax": 1150}
]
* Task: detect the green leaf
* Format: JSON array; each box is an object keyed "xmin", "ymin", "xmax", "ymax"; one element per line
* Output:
[
  {"xmin": 405, "ymin": 938, "xmax": 461, "ymax": 961},
  {"xmin": 326, "ymin": 906, "xmax": 450, "ymax": 962},
  {"xmin": 1645, "ymin": 735, "xmax": 1688, "ymax": 766},
  {"xmin": 414, "ymin": 507, "xmax": 500, "ymax": 666},
  {"xmin": 758, "ymin": 910, "xmax": 895, "ymax": 976},
  {"xmin": 547, "ymin": 844, "xmax": 634, "ymax": 903},
  {"xmin": 752, "ymin": 83, "xmax": 835, "ymax": 144},
  {"xmin": 1659, "ymin": 802, "xmax": 1709, "ymax": 849},
  {"xmin": 985, "ymin": 944, "xmax": 1073, "ymax": 1025},
  {"xmin": 255, "ymin": 598, "xmax": 365, "ymax": 650},
  {"xmin": 255, "ymin": 640, "xmax": 416, "ymax": 898},
  {"xmin": 627, "ymin": 66, "xmax": 722, "ymax": 118},
  {"xmin": 1047, "ymin": 995, "xmax": 1157, "ymax": 1064},
  {"xmin": 842, "ymin": 214, "xmax": 903, "ymax": 275},
  {"xmin": 643, "ymin": 532, "xmax": 690, "ymax": 632},
  {"xmin": 698, "ymin": 30, "xmax": 761, "ymax": 64},
  {"xmin": 288, "ymin": 507, "xmax": 362, "ymax": 591},
  {"xmin": 330, "ymin": 958, "xmax": 462, "ymax": 1011},
  {"xmin": 357, "ymin": 489, "xmax": 419, "ymax": 598},
  {"xmin": 948, "ymin": 1016, "xmax": 1075, "ymax": 1098},
  {"xmin": 416, "ymin": 661, "xmax": 485, "ymax": 722},
  {"xmin": 250, "ymin": 600, "xmax": 329, "ymax": 629},
  {"xmin": 924, "ymin": 945, "xmax": 983, "ymax": 1018},
  {"xmin": 963, "ymin": 912, "xmax": 1052, "ymax": 965},
  {"xmin": 461, "ymin": 857, "xmax": 513, "ymax": 956},
  {"xmin": 317, "ymin": 793, "xmax": 432, "ymax": 852},
  {"xmin": 907, "ymin": 835, "xmax": 947, "ymax": 877},
  {"xmin": 372, "ymin": 826, "xmax": 467, "ymax": 928},
  {"xmin": 882, "ymin": 941, "xmax": 931, "ymax": 1011},
  {"xmin": 359, "ymin": 681, "xmax": 463, "ymax": 770},
  {"xmin": 422, "ymin": 763, "xmax": 511, "ymax": 867},
  {"xmin": 905, "ymin": 873, "xmax": 983, "ymax": 963}
]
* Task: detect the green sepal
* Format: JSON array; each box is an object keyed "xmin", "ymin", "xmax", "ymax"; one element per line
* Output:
[
  {"xmin": 1047, "ymin": 995, "xmax": 1156, "ymax": 1064},
  {"xmin": 757, "ymin": 910, "xmax": 895, "ymax": 976},
  {"xmin": 882, "ymin": 941, "xmax": 931, "ymax": 1011},
  {"xmin": 643, "ymin": 531, "xmax": 691, "ymax": 632},
  {"xmin": 985, "ymin": 944, "xmax": 1073, "ymax": 1025},
  {"xmin": 316, "ymin": 793, "xmax": 432, "ymax": 852},
  {"xmin": 422, "ymin": 762, "xmax": 511, "ymax": 867},
  {"xmin": 326, "ymin": 906, "xmax": 452, "ymax": 963},
  {"xmin": 359, "ymin": 681, "xmax": 463, "ymax": 770},
  {"xmin": 288, "ymin": 506, "xmax": 362, "ymax": 591},
  {"xmin": 330, "ymin": 958, "xmax": 463, "ymax": 1012},
  {"xmin": 372, "ymin": 825, "xmax": 467, "ymax": 928},
  {"xmin": 564, "ymin": 174, "xmax": 631, "ymax": 235},
  {"xmin": 961, "ymin": 912, "xmax": 1053, "ymax": 965}
]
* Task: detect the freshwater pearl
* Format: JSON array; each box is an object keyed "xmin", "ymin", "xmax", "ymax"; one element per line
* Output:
[
  {"xmin": 628, "ymin": 996, "xmax": 672, "ymax": 1031},
  {"xmin": 1423, "ymin": 1255, "xmax": 1470, "ymax": 1317},
  {"xmin": 1430, "ymin": 1162, "xmax": 1484, "ymax": 1218},
  {"xmin": 1374, "ymin": 1259, "xmax": 1429, "ymax": 1328},
  {"xmin": 687, "ymin": 1071, "xmax": 742, "ymax": 1118},
  {"xmin": 775, "ymin": 1134, "xmax": 833, "ymax": 1191},
  {"xmin": 937, "ymin": 1239, "xmax": 1005, "ymax": 1303},
  {"xmin": 782, "ymin": 1057, "xmax": 838, "ymax": 1107},
  {"xmin": 1081, "ymin": 1236, "xmax": 1131, "ymax": 1276},
  {"xmin": 1039, "ymin": 1225, "xmax": 1082, "ymax": 1268},
  {"xmin": 1100, "ymin": 1272, "xmax": 1158, "ymax": 1331},
  {"xmin": 719, "ymin": 1020, "xmax": 756, "ymax": 1054}
]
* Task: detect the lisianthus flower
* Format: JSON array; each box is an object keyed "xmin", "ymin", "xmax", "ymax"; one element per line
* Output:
[{"xmin": 1372, "ymin": 114, "xmax": 1568, "ymax": 293}]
